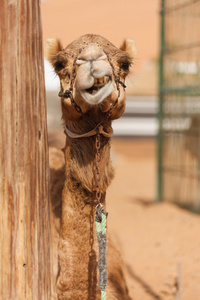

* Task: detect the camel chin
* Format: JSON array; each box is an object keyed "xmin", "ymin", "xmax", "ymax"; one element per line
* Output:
[{"xmin": 79, "ymin": 77, "xmax": 113, "ymax": 105}]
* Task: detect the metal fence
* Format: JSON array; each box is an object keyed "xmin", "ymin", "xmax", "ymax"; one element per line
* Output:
[{"xmin": 158, "ymin": 0, "xmax": 200, "ymax": 212}]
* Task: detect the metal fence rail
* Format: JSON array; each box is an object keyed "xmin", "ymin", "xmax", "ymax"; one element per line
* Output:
[{"xmin": 158, "ymin": 0, "xmax": 200, "ymax": 212}]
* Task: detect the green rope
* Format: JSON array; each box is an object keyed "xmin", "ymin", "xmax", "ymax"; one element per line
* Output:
[
  {"xmin": 101, "ymin": 290, "xmax": 106, "ymax": 300},
  {"xmin": 95, "ymin": 206, "xmax": 108, "ymax": 300},
  {"xmin": 101, "ymin": 213, "xmax": 107, "ymax": 234},
  {"xmin": 96, "ymin": 221, "xmax": 101, "ymax": 233}
]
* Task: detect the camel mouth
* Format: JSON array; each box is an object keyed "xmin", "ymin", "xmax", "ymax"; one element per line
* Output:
[
  {"xmin": 80, "ymin": 75, "xmax": 113, "ymax": 105},
  {"xmin": 85, "ymin": 76, "xmax": 111, "ymax": 95}
]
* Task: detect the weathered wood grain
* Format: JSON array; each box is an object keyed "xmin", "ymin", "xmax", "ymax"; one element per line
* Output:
[{"xmin": 0, "ymin": 0, "xmax": 53, "ymax": 299}]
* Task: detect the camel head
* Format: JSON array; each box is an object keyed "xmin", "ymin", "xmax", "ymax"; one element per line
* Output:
[{"xmin": 46, "ymin": 34, "xmax": 136, "ymax": 122}]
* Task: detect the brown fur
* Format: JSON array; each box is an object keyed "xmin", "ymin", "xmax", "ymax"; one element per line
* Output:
[
  {"xmin": 49, "ymin": 146, "xmax": 132, "ymax": 300},
  {"xmin": 47, "ymin": 34, "xmax": 136, "ymax": 299}
]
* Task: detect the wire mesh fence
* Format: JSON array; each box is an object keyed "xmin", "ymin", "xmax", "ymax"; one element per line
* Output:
[{"xmin": 158, "ymin": 0, "xmax": 200, "ymax": 212}]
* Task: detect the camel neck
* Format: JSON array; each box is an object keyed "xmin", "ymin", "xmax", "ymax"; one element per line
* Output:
[
  {"xmin": 58, "ymin": 120, "xmax": 114, "ymax": 298},
  {"xmin": 62, "ymin": 125, "xmax": 114, "ymax": 208}
]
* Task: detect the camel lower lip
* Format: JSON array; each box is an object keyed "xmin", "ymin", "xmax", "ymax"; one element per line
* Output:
[
  {"xmin": 85, "ymin": 83, "xmax": 107, "ymax": 95},
  {"xmin": 80, "ymin": 80, "xmax": 113, "ymax": 105}
]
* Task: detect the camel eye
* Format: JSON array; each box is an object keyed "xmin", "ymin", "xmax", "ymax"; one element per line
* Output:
[
  {"xmin": 54, "ymin": 61, "xmax": 65, "ymax": 72},
  {"xmin": 53, "ymin": 53, "xmax": 68, "ymax": 73},
  {"xmin": 118, "ymin": 56, "xmax": 131, "ymax": 73},
  {"xmin": 120, "ymin": 61, "xmax": 130, "ymax": 72}
]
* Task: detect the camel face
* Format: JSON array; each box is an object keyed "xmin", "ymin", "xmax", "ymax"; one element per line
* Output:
[
  {"xmin": 75, "ymin": 43, "xmax": 113, "ymax": 106},
  {"xmin": 46, "ymin": 34, "xmax": 136, "ymax": 120}
]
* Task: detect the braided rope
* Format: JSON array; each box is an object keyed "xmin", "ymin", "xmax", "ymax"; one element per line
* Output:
[
  {"xmin": 95, "ymin": 206, "xmax": 108, "ymax": 300},
  {"xmin": 101, "ymin": 290, "xmax": 106, "ymax": 300},
  {"xmin": 101, "ymin": 213, "xmax": 107, "ymax": 235}
]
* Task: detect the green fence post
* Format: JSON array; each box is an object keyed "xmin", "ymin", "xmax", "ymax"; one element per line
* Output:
[{"xmin": 157, "ymin": 0, "xmax": 165, "ymax": 202}]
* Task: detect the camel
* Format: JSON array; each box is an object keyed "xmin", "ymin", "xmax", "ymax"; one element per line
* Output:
[{"xmin": 46, "ymin": 34, "xmax": 136, "ymax": 300}]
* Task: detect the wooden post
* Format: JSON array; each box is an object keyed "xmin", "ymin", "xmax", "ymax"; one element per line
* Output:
[{"xmin": 0, "ymin": 0, "xmax": 53, "ymax": 299}]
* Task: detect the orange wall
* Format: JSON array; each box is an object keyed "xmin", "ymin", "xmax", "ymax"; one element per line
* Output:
[{"xmin": 41, "ymin": 0, "xmax": 160, "ymax": 64}]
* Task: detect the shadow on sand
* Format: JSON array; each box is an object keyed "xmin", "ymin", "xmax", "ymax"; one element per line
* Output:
[{"xmin": 126, "ymin": 264, "xmax": 163, "ymax": 300}]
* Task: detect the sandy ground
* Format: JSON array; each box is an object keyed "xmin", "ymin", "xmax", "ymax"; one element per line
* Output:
[{"xmin": 48, "ymin": 132, "xmax": 200, "ymax": 300}]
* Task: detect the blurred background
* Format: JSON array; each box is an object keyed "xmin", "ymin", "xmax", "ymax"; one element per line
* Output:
[{"xmin": 41, "ymin": 1, "xmax": 200, "ymax": 299}]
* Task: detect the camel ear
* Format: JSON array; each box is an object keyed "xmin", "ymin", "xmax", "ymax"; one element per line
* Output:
[
  {"xmin": 120, "ymin": 39, "xmax": 137, "ymax": 63},
  {"xmin": 45, "ymin": 38, "xmax": 63, "ymax": 66}
]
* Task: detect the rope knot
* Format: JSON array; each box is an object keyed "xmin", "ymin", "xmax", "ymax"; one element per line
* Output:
[
  {"xmin": 115, "ymin": 76, "xmax": 126, "ymax": 88},
  {"xmin": 95, "ymin": 206, "xmax": 108, "ymax": 223}
]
